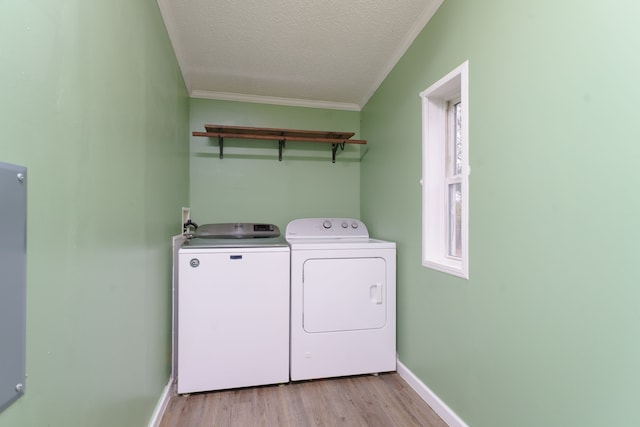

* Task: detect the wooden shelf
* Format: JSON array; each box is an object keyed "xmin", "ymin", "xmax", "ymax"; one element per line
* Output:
[{"xmin": 192, "ymin": 124, "xmax": 367, "ymax": 163}]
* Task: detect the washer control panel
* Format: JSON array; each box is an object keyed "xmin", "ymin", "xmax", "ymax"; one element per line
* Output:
[
  {"xmin": 286, "ymin": 218, "xmax": 369, "ymax": 238},
  {"xmin": 194, "ymin": 223, "xmax": 280, "ymax": 239}
]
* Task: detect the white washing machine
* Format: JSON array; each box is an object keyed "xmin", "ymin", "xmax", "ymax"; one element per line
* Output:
[
  {"xmin": 286, "ymin": 218, "xmax": 396, "ymax": 381},
  {"xmin": 177, "ymin": 223, "xmax": 290, "ymax": 394}
]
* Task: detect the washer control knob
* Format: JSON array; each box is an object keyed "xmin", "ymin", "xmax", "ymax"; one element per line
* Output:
[
  {"xmin": 351, "ymin": 221, "xmax": 359, "ymax": 229},
  {"xmin": 322, "ymin": 220, "xmax": 332, "ymax": 229},
  {"xmin": 341, "ymin": 222, "xmax": 348, "ymax": 228}
]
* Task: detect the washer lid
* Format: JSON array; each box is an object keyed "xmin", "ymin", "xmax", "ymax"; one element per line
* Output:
[{"xmin": 182, "ymin": 235, "xmax": 288, "ymax": 249}]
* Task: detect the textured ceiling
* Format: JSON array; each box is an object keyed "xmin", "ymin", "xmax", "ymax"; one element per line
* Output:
[{"xmin": 157, "ymin": 0, "xmax": 444, "ymax": 110}]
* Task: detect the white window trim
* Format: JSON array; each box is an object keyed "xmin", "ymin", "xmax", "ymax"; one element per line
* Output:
[{"xmin": 420, "ymin": 61, "xmax": 469, "ymax": 279}]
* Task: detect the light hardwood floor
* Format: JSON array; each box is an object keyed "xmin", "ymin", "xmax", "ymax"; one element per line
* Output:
[{"xmin": 160, "ymin": 373, "xmax": 447, "ymax": 427}]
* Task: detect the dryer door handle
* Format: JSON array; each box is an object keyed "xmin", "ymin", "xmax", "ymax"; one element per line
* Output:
[{"xmin": 370, "ymin": 283, "xmax": 383, "ymax": 304}]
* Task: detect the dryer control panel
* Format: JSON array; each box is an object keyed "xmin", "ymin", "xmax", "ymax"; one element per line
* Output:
[{"xmin": 286, "ymin": 218, "xmax": 369, "ymax": 239}]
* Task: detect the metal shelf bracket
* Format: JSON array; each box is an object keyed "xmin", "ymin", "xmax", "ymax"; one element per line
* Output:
[{"xmin": 331, "ymin": 142, "xmax": 345, "ymax": 163}]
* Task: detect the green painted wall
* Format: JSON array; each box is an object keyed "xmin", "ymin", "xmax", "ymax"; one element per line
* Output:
[
  {"xmin": 0, "ymin": 1, "xmax": 189, "ymax": 426},
  {"xmin": 362, "ymin": 1, "xmax": 640, "ymax": 426},
  {"xmin": 4, "ymin": 0, "xmax": 638, "ymax": 425},
  {"xmin": 189, "ymin": 98, "xmax": 361, "ymax": 229}
]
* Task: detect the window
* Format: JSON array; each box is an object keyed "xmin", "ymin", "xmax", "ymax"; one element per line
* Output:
[{"xmin": 420, "ymin": 61, "xmax": 469, "ymax": 279}]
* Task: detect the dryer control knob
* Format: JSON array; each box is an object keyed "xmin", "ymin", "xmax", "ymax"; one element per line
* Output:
[
  {"xmin": 341, "ymin": 222, "xmax": 348, "ymax": 228},
  {"xmin": 351, "ymin": 221, "xmax": 359, "ymax": 229},
  {"xmin": 323, "ymin": 220, "xmax": 332, "ymax": 229}
]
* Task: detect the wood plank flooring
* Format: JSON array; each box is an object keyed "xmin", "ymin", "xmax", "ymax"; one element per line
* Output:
[{"xmin": 159, "ymin": 373, "xmax": 447, "ymax": 427}]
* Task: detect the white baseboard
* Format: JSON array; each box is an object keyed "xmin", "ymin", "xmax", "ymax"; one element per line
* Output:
[
  {"xmin": 396, "ymin": 359, "xmax": 469, "ymax": 427},
  {"xmin": 148, "ymin": 378, "xmax": 175, "ymax": 427}
]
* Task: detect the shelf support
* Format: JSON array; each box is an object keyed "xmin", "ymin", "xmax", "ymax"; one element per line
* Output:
[
  {"xmin": 278, "ymin": 139, "xmax": 285, "ymax": 161},
  {"xmin": 331, "ymin": 143, "xmax": 345, "ymax": 163},
  {"xmin": 218, "ymin": 136, "xmax": 224, "ymax": 159}
]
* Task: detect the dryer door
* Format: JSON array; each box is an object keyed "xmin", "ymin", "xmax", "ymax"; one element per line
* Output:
[{"xmin": 303, "ymin": 257, "xmax": 386, "ymax": 333}]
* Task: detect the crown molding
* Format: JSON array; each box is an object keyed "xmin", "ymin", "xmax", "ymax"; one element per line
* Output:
[{"xmin": 190, "ymin": 90, "xmax": 361, "ymax": 112}]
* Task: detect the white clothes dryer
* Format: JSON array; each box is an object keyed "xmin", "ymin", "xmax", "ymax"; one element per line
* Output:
[{"xmin": 286, "ymin": 218, "xmax": 396, "ymax": 381}]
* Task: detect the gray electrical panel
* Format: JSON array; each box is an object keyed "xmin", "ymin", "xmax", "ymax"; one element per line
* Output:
[{"xmin": 0, "ymin": 161, "xmax": 27, "ymax": 412}]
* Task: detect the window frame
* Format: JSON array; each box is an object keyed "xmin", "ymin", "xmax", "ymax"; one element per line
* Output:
[{"xmin": 420, "ymin": 61, "xmax": 469, "ymax": 279}]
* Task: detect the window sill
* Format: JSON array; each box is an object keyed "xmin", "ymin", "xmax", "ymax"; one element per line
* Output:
[{"xmin": 422, "ymin": 259, "xmax": 468, "ymax": 280}]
